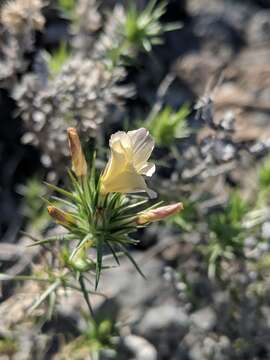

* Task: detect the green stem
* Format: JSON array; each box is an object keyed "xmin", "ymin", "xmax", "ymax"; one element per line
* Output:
[{"xmin": 79, "ymin": 274, "xmax": 95, "ymax": 320}]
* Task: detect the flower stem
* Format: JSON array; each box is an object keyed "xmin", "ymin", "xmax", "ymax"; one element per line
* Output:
[{"xmin": 79, "ymin": 274, "xmax": 95, "ymax": 320}]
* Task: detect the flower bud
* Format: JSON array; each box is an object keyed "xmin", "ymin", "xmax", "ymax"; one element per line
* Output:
[
  {"xmin": 136, "ymin": 202, "xmax": 184, "ymax": 225},
  {"xmin": 47, "ymin": 206, "xmax": 76, "ymax": 227},
  {"xmin": 67, "ymin": 127, "xmax": 87, "ymax": 177}
]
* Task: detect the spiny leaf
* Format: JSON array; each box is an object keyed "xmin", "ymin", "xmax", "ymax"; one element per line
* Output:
[
  {"xmin": 117, "ymin": 199, "xmax": 148, "ymax": 214},
  {"xmin": 67, "ymin": 170, "xmax": 83, "ymax": 196},
  {"xmin": 0, "ymin": 274, "xmax": 51, "ymax": 282},
  {"xmin": 27, "ymin": 234, "xmax": 75, "ymax": 247},
  {"xmin": 79, "ymin": 275, "xmax": 95, "ymax": 318},
  {"xmin": 50, "ymin": 195, "xmax": 78, "ymax": 209},
  {"xmin": 90, "ymin": 151, "xmax": 97, "ymax": 190},
  {"xmin": 44, "ymin": 182, "xmax": 79, "ymax": 202},
  {"xmin": 95, "ymin": 237, "xmax": 104, "ymax": 290},
  {"xmin": 28, "ymin": 280, "xmax": 61, "ymax": 314},
  {"xmin": 118, "ymin": 244, "xmax": 146, "ymax": 279},
  {"xmin": 105, "ymin": 241, "xmax": 120, "ymax": 266},
  {"xmin": 69, "ymin": 234, "xmax": 93, "ymax": 260}
]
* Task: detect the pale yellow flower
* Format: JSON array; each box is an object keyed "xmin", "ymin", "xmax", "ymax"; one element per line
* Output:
[
  {"xmin": 136, "ymin": 202, "xmax": 184, "ymax": 225},
  {"xmin": 100, "ymin": 128, "xmax": 156, "ymax": 196},
  {"xmin": 67, "ymin": 127, "xmax": 87, "ymax": 177}
]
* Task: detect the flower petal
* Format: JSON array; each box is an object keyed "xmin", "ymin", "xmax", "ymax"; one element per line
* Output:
[
  {"xmin": 128, "ymin": 128, "xmax": 155, "ymax": 172},
  {"xmin": 100, "ymin": 128, "xmax": 155, "ymax": 195},
  {"xmin": 110, "ymin": 131, "xmax": 131, "ymax": 157},
  {"xmin": 139, "ymin": 162, "xmax": 156, "ymax": 177},
  {"xmin": 102, "ymin": 163, "xmax": 148, "ymax": 194},
  {"xmin": 101, "ymin": 147, "xmax": 126, "ymax": 185}
]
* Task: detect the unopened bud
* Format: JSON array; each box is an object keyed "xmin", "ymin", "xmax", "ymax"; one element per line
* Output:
[
  {"xmin": 136, "ymin": 202, "xmax": 184, "ymax": 225},
  {"xmin": 47, "ymin": 206, "xmax": 76, "ymax": 227},
  {"xmin": 67, "ymin": 127, "xmax": 87, "ymax": 177}
]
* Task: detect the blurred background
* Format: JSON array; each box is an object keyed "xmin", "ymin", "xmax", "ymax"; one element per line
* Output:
[{"xmin": 0, "ymin": 0, "xmax": 270, "ymax": 359}]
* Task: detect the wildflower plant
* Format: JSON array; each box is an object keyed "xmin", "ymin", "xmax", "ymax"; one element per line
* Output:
[
  {"xmin": 204, "ymin": 192, "xmax": 249, "ymax": 278},
  {"xmin": 145, "ymin": 105, "xmax": 190, "ymax": 147},
  {"xmin": 97, "ymin": 0, "xmax": 181, "ymax": 67},
  {"xmin": 123, "ymin": 0, "xmax": 180, "ymax": 54},
  {"xmin": 10, "ymin": 127, "xmax": 183, "ymax": 321},
  {"xmin": 55, "ymin": 317, "xmax": 117, "ymax": 359}
]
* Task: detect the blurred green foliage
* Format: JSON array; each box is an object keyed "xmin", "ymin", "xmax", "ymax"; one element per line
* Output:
[
  {"xmin": 57, "ymin": 317, "xmax": 116, "ymax": 359},
  {"xmin": 56, "ymin": 1, "xmax": 181, "ymax": 70},
  {"xmin": 0, "ymin": 337, "xmax": 18, "ymax": 356},
  {"xmin": 124, "ymin": 0, "xmax": 179, "ymax": 53},
  {"xmin": 85, "ymin": 318, "xmax": 116, "ymax": 352},
  {"xmin": 19, "ymin": 178, "xmax": 48, "ymax": 230},
  {"xmin": 205, "ymin": 192, "xmax": 249, "ymax": 278},
  {"xmin": 57, "ymin": 0, "xmax": 76, "ymax": 18},
  {"xmin": 259, "ymin": 154, "xmax": 270, "ymax": 190},
  {"xmin": 256, "ymin": 153, "xmax": 270, "ymax": 207},
  {"xmin": 109, "ymin": 0, "xmax": 181, "ymax": 66},
  {"xmin": 172, "ymin": 200, "xmax": 198, "ymax": 232},
  {"xmin": 48, "ymin": 43, "xmax": 71, "ymax": 77},
  {"xmin": 256, "ymin": 253, "xmax": 270, "ymax": 272},
  {"xmin": 146, "ymin": 105, "xmax": 190, "ymax": 147}
]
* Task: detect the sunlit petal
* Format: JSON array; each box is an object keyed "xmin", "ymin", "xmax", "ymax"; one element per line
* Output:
[
  {"xmin": 139, "ymin": 162, "xmax": 156, "ymax": 177},
  {"xmin": 100, "ymin": 128, "xmax": 156, "ymax": 195},
  {"xmin": 128, "ymin": 128, "xmax": 155, "ymax": 171},
  {"xmin": 101, "ymin": 163, "xmax": 147, "ymax": 194}
]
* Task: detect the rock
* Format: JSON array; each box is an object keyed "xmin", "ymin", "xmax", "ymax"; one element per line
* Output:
[
  {"xmin": 188, "ymin": 0, "xmax": 252, "ymax": 33},
  {"xmin": 136, "ymin": 304, "xmax": 189, "ymax": 358},
  {"xmin": 244, "ymin": 236, "xmax": 257, "ymax": 250},
  {"xmin": 262, "ymin": 222, "xmax": 270, "ymax": 240},
  {"xmin": 188, "ymin": 335, "xmax": 231, "ymax": 360},
  {"xmin": 138, "ymin": 304, "xmax": 189, "ymax": 337},
  {"xmin": 191, "ymin": 307, "xmax": 217, "ymax": 331},
  {"xmin": 246, "ymin": 10, "xmax": 270, "ymax": 45},
  {"xmin": 100, "ymin": 257, "xmax": 165, "ymax": 309},
  {"xmin": 122, "ymin": 335, "xmax": 158, "ymax": 360},
  {"xmin": 100, "ymin": 348, "xmax": 118, "ymax": 360},
  {"xmin": 175, "ymin": 51, "xmax": 224, "ymax": 97},
  {"xmin": 192, "ymin": 14, "xmax": 242, "ymax": 58}
]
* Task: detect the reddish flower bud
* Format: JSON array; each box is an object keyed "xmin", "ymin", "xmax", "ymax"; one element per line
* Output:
[{"xmin": 136, "ymin": 202, "xmax": 184, "ymax": 225}]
